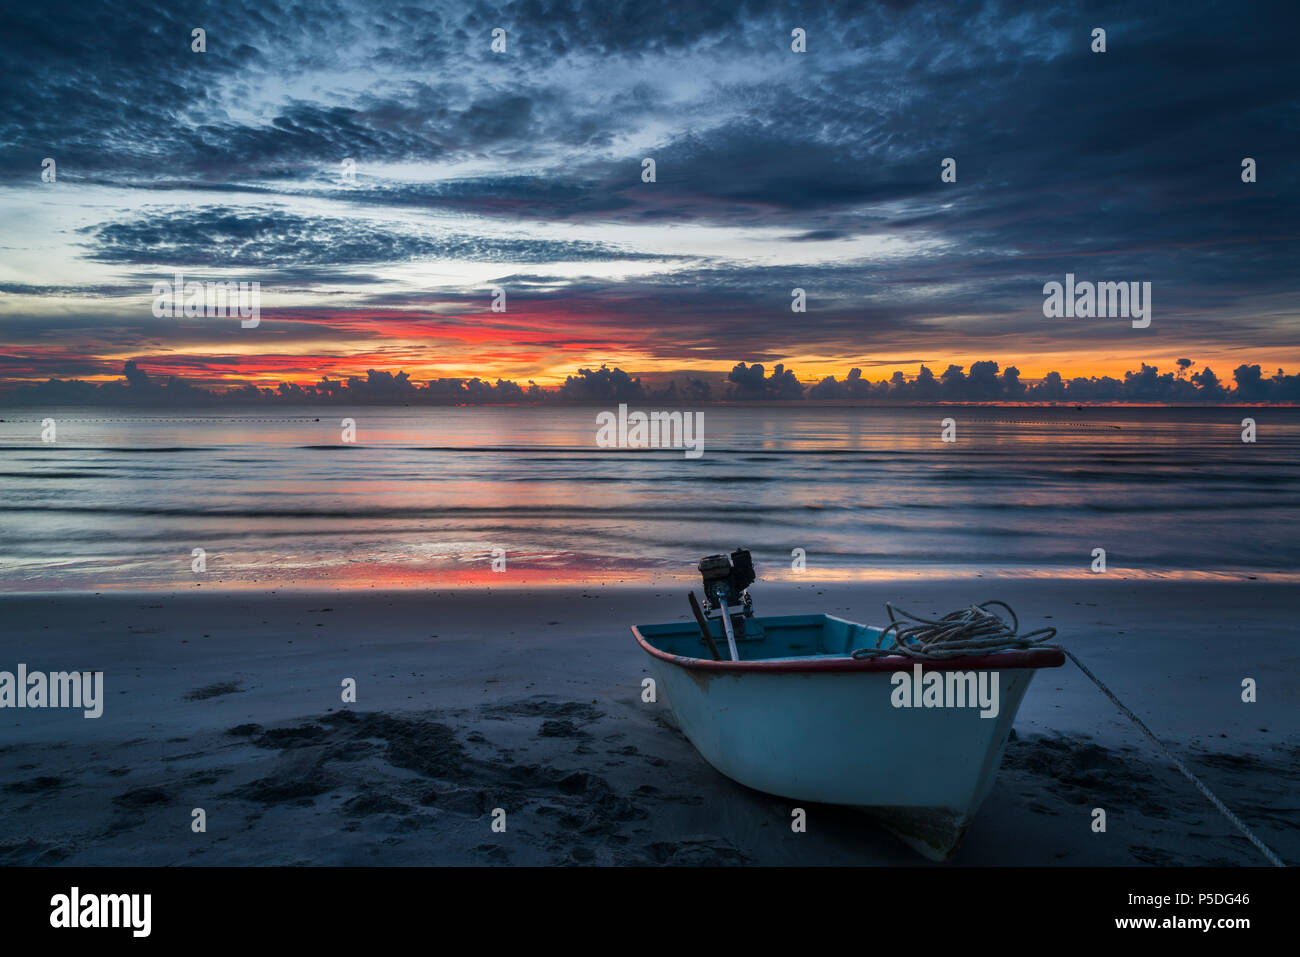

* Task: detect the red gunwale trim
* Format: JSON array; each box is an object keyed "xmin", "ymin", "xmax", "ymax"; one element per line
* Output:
[{"xmin": 631, "ymin": 626, "xmax": 1066, "ymax": 673}]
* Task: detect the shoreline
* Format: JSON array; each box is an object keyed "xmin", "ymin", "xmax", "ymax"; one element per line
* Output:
[{"xmin": 4, "ymin": 564, "xmax": 1299, "ymax": 596}]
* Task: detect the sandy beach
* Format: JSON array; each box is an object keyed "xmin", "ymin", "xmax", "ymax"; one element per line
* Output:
[{"xmin": 0, "ymin": 579, "xmax": 1295, "ymax": 866}]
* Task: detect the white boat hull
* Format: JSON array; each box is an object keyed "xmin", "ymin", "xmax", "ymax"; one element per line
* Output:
[{"xmin": 633, "ymin": 613, "xmax": 1061, "ymax": 859}]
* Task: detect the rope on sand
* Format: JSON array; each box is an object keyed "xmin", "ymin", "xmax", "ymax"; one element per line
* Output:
[
  {"xmin": 850, "ymin": 600, "xmax": 1286, "ymax": 867},
  {"xmin": 1063, "ymin": 647, "xmax": 1285, "ymax": 868}
]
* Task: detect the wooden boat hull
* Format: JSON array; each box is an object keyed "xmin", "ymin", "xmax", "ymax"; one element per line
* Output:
[{"xmin": 632, "ymin": 613, "xmax": 1064, "ymax": 860}]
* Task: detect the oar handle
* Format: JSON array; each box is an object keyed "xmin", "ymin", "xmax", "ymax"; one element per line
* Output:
[{"xmin": 687, "ymin": 591, "xmax": 723, "ymax": 661}]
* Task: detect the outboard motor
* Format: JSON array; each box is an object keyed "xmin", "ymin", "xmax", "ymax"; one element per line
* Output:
[{"xmin": 695, "ymin": 548, "xmax": 757, "ymax": 660}]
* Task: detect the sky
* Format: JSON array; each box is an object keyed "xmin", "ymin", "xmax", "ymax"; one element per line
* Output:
[{"xmin": 0, "ymin": 0, "xmax": 1297, "ymax": 394}]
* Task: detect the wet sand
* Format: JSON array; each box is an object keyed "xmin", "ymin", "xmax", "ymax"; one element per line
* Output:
[{"xmin": 0, "ymin": 580, "xmax": 1295, "ymax": 865}]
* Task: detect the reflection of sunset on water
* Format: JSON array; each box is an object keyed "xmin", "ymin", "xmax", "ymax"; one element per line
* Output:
[{"xmin": 3, "ymin": 407, "xmax": 1298, "ymax": 593}]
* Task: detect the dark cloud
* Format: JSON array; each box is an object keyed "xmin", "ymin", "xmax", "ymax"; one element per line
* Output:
[
  {"xmin": 80, "ymin": 206, "xmax": 675, "ymax": 267},
  {"xmin": 727, "ymin": 361, "xmax": 804, "ymax": 399}
]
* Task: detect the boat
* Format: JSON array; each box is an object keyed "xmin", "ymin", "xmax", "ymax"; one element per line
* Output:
[{"xmin": 631, "ymin": 549, "xmax": 1065, "ymax": 860}]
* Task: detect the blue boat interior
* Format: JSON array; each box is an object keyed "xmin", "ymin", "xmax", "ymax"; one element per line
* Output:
[{"xmin": 636, "ymin": 613, "xmax": 888, "ymax": 662}]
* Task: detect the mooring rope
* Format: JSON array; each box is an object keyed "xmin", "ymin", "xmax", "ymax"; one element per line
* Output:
[
  {"xmin": 1062, "ymin": 647, "xmax": 1285, "ymax": 867},
  {"xmin": 849, "ymin": 600, "xmax": 1286, "ymax": 867}
]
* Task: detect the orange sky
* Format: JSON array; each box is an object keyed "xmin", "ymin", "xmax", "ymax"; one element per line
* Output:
[
  {"xmin": 41, "ymin": 346, "xmax": 1296, "ymax": 391},
  {"xmin": 3, "ymin": 304, "xmax": 1296, "ymax": 391}
]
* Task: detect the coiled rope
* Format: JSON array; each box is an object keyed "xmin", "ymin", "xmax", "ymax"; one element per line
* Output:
[
  {"xmin": 850, "ymin": 600, "xmax": 1285, "ymax": 867},
  {"xmin": 849, "ymin": 600, "xmax": 1058, "ymax": 659}
]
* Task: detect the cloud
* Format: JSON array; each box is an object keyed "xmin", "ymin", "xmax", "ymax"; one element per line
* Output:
[
  {"xmin": 10, "ymin": 357, "xmax": 1299, "ymax": 406},
  {"xmin": 79, "ymin": 206, "xmax": 677, "ymax": 267},
  {"xmin": 0, "ymin": 0, "xmax": 1297, "ymax": 389}
]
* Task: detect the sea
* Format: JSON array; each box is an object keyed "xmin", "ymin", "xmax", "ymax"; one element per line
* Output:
[{"xmin": 0, "ymin": 405, "xmax": 1296, "ymax": 591}]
